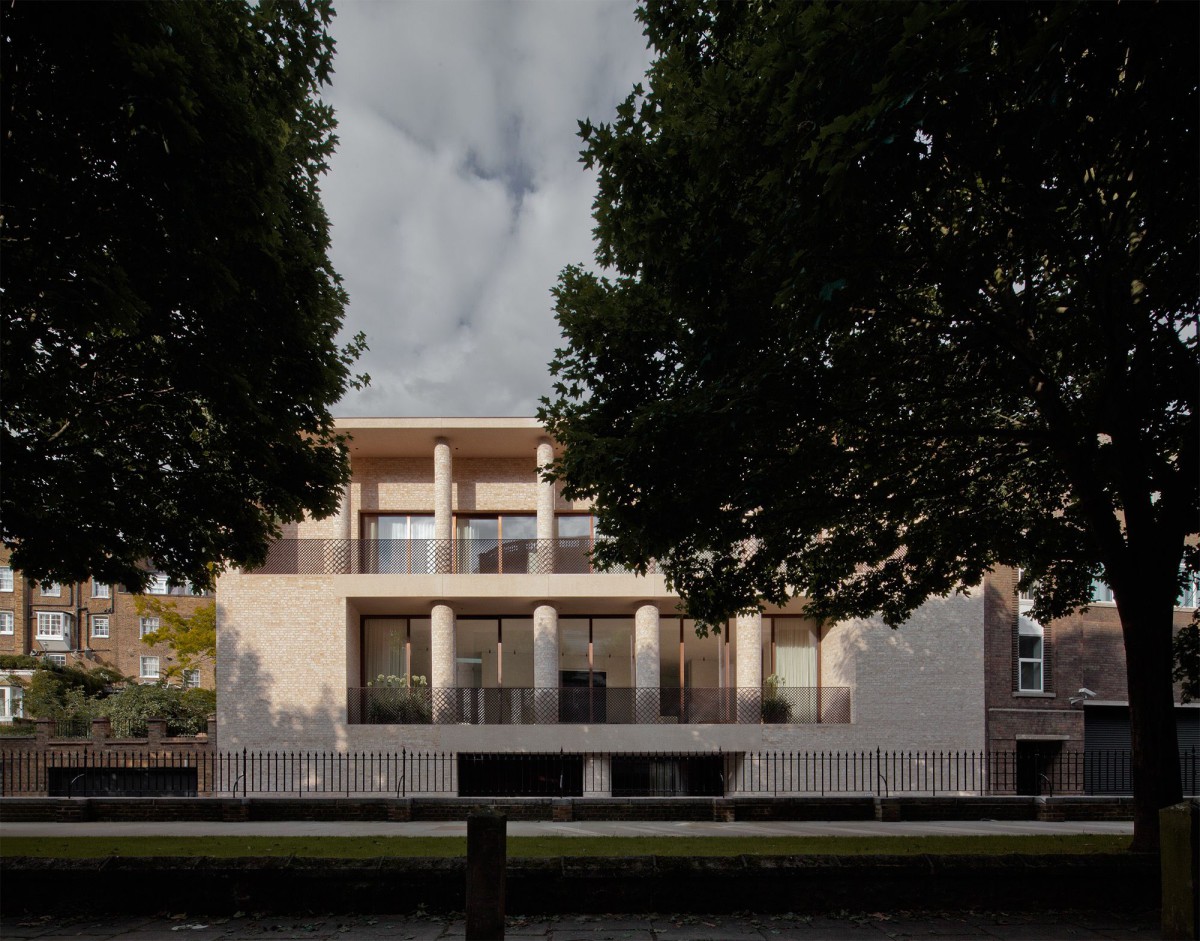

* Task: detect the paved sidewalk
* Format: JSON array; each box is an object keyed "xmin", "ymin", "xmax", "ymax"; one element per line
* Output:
[
  {"xmin": 0, "ymin": 909, "xmax": 1164, "ymax": 940},
  {"xmin": 0, "ymin": 819, "xmax": 1134, "ymax": 838}
]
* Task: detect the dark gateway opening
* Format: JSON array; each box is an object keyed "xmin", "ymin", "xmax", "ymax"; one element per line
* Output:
[
  {"xmin": 611, "ymin": 754, "xmax": 724, "ymax": 797},
  {"xmin": 457, "ymin": 753, "xmax": 584, "ymax": 797}
]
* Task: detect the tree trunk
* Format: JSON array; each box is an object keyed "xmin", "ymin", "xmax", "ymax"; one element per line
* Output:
[{"xmin": 1118, "ymin": 587, "xmax": 1182, "ymax": 853}]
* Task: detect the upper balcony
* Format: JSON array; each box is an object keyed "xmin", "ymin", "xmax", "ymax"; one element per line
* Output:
[{"xmin": 248, "ymin": 538, "xmax": 656, "ymax": 577}]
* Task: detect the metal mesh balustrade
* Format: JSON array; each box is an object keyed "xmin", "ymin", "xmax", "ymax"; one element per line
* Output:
[
  {"xmin": 2, "ymin": 748, "xmax": 1196, "ymax": 797},
  {"xmin": 249, "ymin": 538, "xmax": 656, "ymax": 575},
  {"xmin": 347, "ymin": 687, "xmax": 850, "ymax": 725}
]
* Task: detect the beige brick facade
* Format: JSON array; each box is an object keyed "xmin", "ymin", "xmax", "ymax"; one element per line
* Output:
[{"xmin": 216, "ymin": 418, "xmax": 988, "ymax": 769}]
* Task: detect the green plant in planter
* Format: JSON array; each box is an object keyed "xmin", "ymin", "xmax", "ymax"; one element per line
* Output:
[
  {"xmin": 366, "ymin": 674, "xmax": 431, "ymax": 724},
  {"xmin": 761, "ymin": 673, "xmax": 791, "ymax": 723}
]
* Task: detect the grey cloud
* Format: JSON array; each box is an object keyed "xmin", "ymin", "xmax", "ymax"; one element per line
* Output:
[{"xmin": 320, "ymin": 1, "xmax": 652, "ymax": 416}]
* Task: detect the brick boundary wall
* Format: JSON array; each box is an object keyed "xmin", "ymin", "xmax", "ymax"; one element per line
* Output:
[{"xmin": 1, "ymin": 718, "xmax": 214, "ymax": 755}]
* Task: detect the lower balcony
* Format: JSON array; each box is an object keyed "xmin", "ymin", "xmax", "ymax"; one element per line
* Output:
[
  {"xmin": 249, "ymin": 538, "xmax": 650, "ymax": 576},
  {"xmin": 347, "ymin": 686, "xmax": 850, "ymax": 726}
]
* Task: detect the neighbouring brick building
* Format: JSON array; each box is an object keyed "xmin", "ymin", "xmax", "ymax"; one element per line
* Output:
[
  {"xmin": 216, "ymin": 417, "xmax": 988, "ymax": 795},
  {"xmin": 0, "ymin": 547, "xmax": 214, "ymax": 721},
  {"xmin": 983, "ymin": 564, "xmax": 1199, "ymax": 793}
]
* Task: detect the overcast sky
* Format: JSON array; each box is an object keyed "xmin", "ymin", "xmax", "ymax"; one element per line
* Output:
[{"xmin": 320, "ymin": 1, "xmax": 653, "ymax": 418}]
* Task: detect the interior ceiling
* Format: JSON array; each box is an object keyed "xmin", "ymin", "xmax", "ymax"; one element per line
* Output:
[{"xmin": 347, "ymin": 595, "xmax": 683, "ymax": 617}]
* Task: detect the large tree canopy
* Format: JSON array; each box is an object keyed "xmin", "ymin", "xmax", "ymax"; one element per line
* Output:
[
  {"xmin": 1, "ymin": 0, "xmax": 366, "ymax": 592},
  {"xmin": 543, "ymin": 1, "xmax": 1198, "ymax": 849}
]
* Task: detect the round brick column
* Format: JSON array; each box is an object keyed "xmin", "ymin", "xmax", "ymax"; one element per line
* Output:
[
  {"xmin": 635, "ymin": 604, "xmax": 660, "ymax": 722},
  {"xmin": 735, "ymin": 612, "xmax": 763, "ymax": 723},
  {"xmin": 535, "ymin": 438, "xmax": 555, "ymax": 574},
  {"xmin": 533, "ymin": 603, "xmax": 559, "ymax": 723},
  {"xmin": 431, "ymin": 603, "xmax": 456, "ymax": 723},
  {"xmin": 434, "ymin": 437, "xmax": 452, "ymax": 573}
]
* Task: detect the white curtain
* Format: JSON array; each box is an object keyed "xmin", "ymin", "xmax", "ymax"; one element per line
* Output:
[
  {"xmin": 364, "ymin": 619, "xmax": 406, "ymax": 683},
  {"xmin": 775, "ymin": 620, "xmax": 818, "ymax": 722},
  {"xmin": 775, "ymin": 621, "xmax": 817, "ymax": 688},
  {"xmin": 367, "ymin": 516, "xmax": 410, "ymax": 573},
  {"xmin": 457, "ymin": 518, "xmax": 497, "ymax": 573},
  {"xmin": 409, "ymin": 515, "xmax": 436, "ymax": 573}
]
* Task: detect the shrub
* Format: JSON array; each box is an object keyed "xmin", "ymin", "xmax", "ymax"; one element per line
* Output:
[
  {"xmin": 761, "ymin": 673, "xmax": 792, "ymax": 724},
  {"xmin": 0, "ymin": 654, "xmax": 42, "ymax": 670},
  {"xmin": 366, "ymin": 674, "xmax": 431, "ymax": 724},
  {"xmin": 101, "ymin": 683, "xmax": 211, "ymax": 736}
]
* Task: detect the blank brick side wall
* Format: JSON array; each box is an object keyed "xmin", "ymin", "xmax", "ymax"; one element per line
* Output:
[{"xmin": 216, "ymin": 574, "xmax": 347, "ymax": 751}]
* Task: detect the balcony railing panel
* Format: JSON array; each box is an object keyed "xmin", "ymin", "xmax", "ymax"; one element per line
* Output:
[
  {"xmin": 347, "ymin": 686, "xmax": 848, "ymax": 726},
  {"xmin": 250, "ymin": 539, "xmax": 654, "ymax": 576}
]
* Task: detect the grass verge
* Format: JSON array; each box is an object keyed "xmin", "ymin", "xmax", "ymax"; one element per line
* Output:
[{"xmin": 0, "ymin": 834, "xmax": 1131, "ymax": 859}]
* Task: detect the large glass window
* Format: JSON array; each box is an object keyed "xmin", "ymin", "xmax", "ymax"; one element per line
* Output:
[
  {"xmin": 765, "ymin": 618, "xmax": 819, "ymax": 721},
  {"xmin": 657, "ymin": 618, "xmax": 736, "ymax": 722},
  {"xmin": 593, "ymin": 618, "xmax": 633, "ymax": 688},
  {"xmin": 457, "ymin": 618, "xmax": 499, "ymax": 688},
  {"xmin": 363, "ymin": 618, "xmax": 407, "ymax": 683},
  {"xmin": 450, "ymin": 617, "xmax": 538, "ymax": 688},
  {"xmin": 557, "ymin": 515, "xmax": 596, "ymax": 540},
  {"xmin": 659, "ymin": 619, "xmax": 738, "ymax": 689},
  {"xmin": 456, "ymin": 515, "xmax": 536, "ymax": 573},
  {"xmin": 363, "ymin": 617, "xmax": 433, "ymax": 685},
  {"xmin": 409, "ymin": 618, "xmax": 432, "ymax": 683},
  {"xmin": 684, "ymin": 625, "xmax": 723, "ymax": 688},
  {"xmin": 557, "ymin": 515, "xmax": 598, "ymax": 573},
  {"xmin": 364, "ymin": 515, "xmax": 437, "ymax": 573},
  {"xmin": 556, "ymin": 617, "xmax": 631, "ymax": 722},
  {"xmin": 500, "ymin": 618, "xmax": 535, "ymax": 688},
  {"xmin": 0, "ymin": 567, "xmax": 12, "ymax": 592},
  {"xmin": 660, "ymin": 618, "xmax": 682, "ymax": 689},
  {"xmin": 559, "ymin": 618, "xmax": 591, "ymax": 684}
]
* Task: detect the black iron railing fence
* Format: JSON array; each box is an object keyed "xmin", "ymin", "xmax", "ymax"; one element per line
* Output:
[
  {"xmin": 2, "ymin": 748, "xmax": 1196, "ymax": 798},
  {"xmin": 347, "ymin": 686, "xmax": 850, "ymax": 726},
  {"xmin": 248, "ymin": 538, "xmax": 655, "ymax": 576},
  {"xmin": 52, "ymin": 718, "xmax": 93, "ymax": 740}
]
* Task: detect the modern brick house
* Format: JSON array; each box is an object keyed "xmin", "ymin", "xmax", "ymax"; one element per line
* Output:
[
  {"xmin": 0, "ymin": 547, "xmax": 214, "ymax": 720},
  {"xmin": 982, "ymin": 564, "xmax": 1199, "ymax": 793},
  {"xmin": 216, "ymin": 417, "xmax": 987, "ymax": 794}
]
